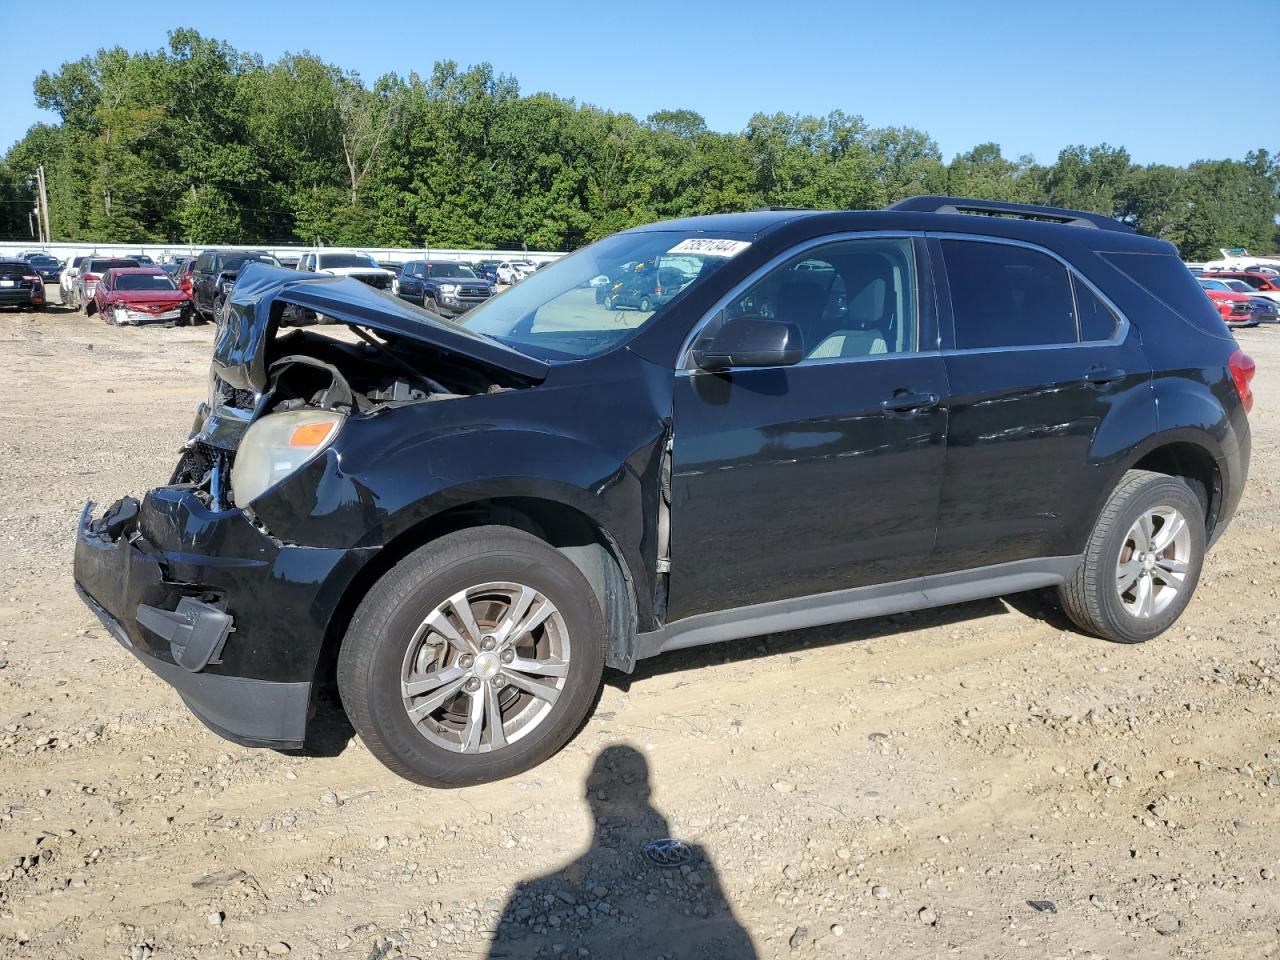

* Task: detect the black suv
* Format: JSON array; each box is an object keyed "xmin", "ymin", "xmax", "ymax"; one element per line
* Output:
[
  {"xmin": 190, "ymin": 249, "xmax": 280, "ymax": 322},
  {"xmin": 394, "ymin": 259, "xmax": 494, "ymax": 315},
  {"xmin": 74, "ymin": 197, "xmax": 1253, "ymax": 787}
]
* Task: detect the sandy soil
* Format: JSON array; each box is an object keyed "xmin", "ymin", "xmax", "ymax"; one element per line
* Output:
[{"xmin": 0, "ymin": 296, "xmax": 1277, "ymax": 960}]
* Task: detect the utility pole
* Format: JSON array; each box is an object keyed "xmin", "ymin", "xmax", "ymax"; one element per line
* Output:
[
  {"xmin": 36, "ymin": 165, "xmax": 51, "ymax": 245},
  {"xmin": 28, "ymin": 210, "xmax": 37, "ymax": 241}
]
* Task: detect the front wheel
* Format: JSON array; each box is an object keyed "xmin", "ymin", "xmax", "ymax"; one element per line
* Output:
[
  {"xmin": 337, "ymin": 526, "xmax": 605, "ymax": 787},
  {"xmin": 1058, "ymin": 470, "xmax": 1206, "ymax": 643}
]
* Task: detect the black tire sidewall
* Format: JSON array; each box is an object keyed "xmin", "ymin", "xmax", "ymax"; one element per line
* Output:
[
  {"xmin": 344, "ymin": 534, "xmax": 605, "ymax": 786},
  {"xmin": 1095, "ymin": 478, "xmax": 1206, "ymax": 642}
]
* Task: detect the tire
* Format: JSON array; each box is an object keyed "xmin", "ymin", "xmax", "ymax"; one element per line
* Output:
[
  {"xmin": 337, "ymin": 526, "xmax": 606, "ymax": 787},
  {"xmin": 1058, "ymin": 469, "xmax": 1206, "ymax": 643},
  {"xmin": 84, "ymin": 299, "xmax": 95, "ymax": 316},
  {"xmin": 639, "ymin": 295, "xmax": 652, "ymax": 312}
]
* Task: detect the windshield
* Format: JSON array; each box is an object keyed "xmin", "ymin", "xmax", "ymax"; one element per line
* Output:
[
  {"xmin": 1199, "ymin": 279, "xmax": 1229, "ymax": 291},
  {"xmin": 1223, "ymin": 280, "xmax": 1253, "ymax": 293},
  {"xmin": 29, "ymin": 256, "xmax": 58, "ymax": 267},
  {"xmin": 458, "ymin": 231, "xmax": 749, "ymax": 359},
  {"xmin": 224, "ymin": 254, "xmax": 279, "ymax": 271},
  {"xmin": 114, "ymin": 273, "xmax": 176, "ymax": 291},
  {"xmin": 426, "ymin": 262, "xmax": 477, "ymax": 278},
  {"xmin": 318, "ymin": 252, "xmax": 378, "ymax": 269}
]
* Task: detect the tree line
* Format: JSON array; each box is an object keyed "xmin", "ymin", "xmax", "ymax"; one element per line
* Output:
[{"xmin": 1, "ymin": 29, "xmax": 1277, "ymax": 259}]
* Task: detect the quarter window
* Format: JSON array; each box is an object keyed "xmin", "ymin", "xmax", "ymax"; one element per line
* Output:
[
  {"xmin": 942, "ymin": 240, "xmax": 1077, "ymax": 349},
  {"xmin": 1074, "ymin": 278, "xmax": 1119, "ymax": 341},
  {"xmin": 719, "ymin": 238, "xmax": 919, "ymax": 361}
]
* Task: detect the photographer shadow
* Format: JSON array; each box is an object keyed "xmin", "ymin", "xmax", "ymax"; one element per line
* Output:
[{"xmin": 487, "ymin": 744, "xmax": 757, "ymax": 959}]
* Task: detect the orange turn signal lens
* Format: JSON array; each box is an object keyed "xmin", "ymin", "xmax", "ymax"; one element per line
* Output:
[{"xmin": 289, "ymin": 420, "xmax": 336, "ymax": 447}]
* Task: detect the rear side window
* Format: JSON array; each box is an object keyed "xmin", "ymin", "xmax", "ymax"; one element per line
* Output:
[
  {"xmin": 1102, "ymin": 251, "xmax": 1230, "ymax": 337},
  {"xmin": 942, "ymin": 240, "xmax": 1077, "ymax": 349}
]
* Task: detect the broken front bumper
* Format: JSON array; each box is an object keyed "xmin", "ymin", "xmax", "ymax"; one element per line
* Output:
[{"xmin": 73, "ymin": 488, "xmax": 373, "ymax": 749}]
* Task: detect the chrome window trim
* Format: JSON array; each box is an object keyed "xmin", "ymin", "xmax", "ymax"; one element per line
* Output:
[
  {"xmin": 927, "ymin": 231, "xmax": 1130, "ymax": 353},
  {"xmin": 676, "ymin": 230, "xmax": 926, "ymax": 373}
]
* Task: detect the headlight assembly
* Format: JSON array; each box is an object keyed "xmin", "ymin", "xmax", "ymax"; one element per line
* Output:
[{"xmin": 230, "ymin": 409, "xmax": 344, "ymax": 506}]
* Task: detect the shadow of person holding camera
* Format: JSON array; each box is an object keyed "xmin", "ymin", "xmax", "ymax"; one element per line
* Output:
[{"xmin": 487, "ymin": 744, "xmax": 757, "ymax": 959}]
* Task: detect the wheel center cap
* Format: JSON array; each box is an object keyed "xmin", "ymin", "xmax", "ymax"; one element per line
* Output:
[
  {"xmin": 1143, "ymin": 554, "xmax": 1156, "ymax": 571},
  {"xmin": 473, "ymin": 652, "xmax": 500, "ymax": 681}
]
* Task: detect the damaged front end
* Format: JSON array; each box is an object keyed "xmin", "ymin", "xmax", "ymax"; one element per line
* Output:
[{"xmin": 74, "ymin": 264, "xmax": 549, "ymax": 748}]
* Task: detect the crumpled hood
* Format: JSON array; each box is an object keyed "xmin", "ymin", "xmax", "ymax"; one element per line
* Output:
[{"xmin": 211, "ymin": 263, "xmax": 549, "ymax": 393}]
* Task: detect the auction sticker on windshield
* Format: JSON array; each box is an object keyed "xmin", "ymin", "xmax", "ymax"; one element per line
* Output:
[{"xmin": 667, "ymin": 238, "xmax": 751, "ymax": 258}]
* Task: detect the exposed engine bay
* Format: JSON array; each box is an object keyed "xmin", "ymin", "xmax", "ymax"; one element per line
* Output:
[{"xmin": 172, "ymin": 266, "xmax": 545, "ymax": 509}]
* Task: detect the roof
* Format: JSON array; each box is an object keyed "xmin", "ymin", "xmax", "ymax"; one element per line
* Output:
[
  {"xmin": 105, "ymin": 266, "xmax": 168, "ymax": 275},
  {"xmin": 625, "ymin": 196, "xmax": 1145, "ymax": 244}
]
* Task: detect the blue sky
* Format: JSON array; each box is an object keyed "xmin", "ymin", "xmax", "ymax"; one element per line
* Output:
[{"xmin": 1, "ymin": 0, "xmax": 1272, "ymax": 167}]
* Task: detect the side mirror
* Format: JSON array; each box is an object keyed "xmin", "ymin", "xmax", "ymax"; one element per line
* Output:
[{"xmin": 691, "ymin": 314, "xmax": 805, "ymax": 371}]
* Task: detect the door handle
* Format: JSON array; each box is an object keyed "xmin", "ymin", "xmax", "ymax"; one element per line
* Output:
[
  {"xmin": 881, "ymin": 391, "xmax": 939, "ymax": 414},
  {"xmin": 1083, "ymin": 367, "xmax": 1125, "ymax": 387}
]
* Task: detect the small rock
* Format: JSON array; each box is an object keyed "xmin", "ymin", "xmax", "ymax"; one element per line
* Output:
[
  {"xmin": 1026, "ymin": 900, "xmax": 1057, "ymax": 913},
  {"xmin": 782, "ymin": 864, "xmax": 800, "ymax": 881},
  {"xmin": 267, "ymin": 942, "xmax": 291, "ymax": 955},
  {"xmin": 207, "ymin": 911, "xmax": 224, "ymax": 927},
  {"xmin": 871, "ymin": 884, "xmax": 891, "ymax": 900},
  {"xmin": 1107, "ymin": 775, "xmax": 1124, "ymax": 788},
  {"xmin": 335, "ymin": 934, "xmax": 352, "ymax": 949},
  {"xmin": 1261, "ymin": 868, "xmax": 1273, "ymax": 881},
  {"xmin": 1153, "ymin": 913, "xmax": 1181, "ymax": 936},
  {"xmin": 1089, "ymin": 894, "xmax": 1105, "ymax": 907},
  {"xmin": 918, "ymin": 906, "xmax": 937, "ymax": 925},
  {"xmin": 1052, "ymin": 765, "xmax": 1067, "ymax": 775},
  {"xmin": 830, "ymin": 923, "xmax": 845, "ymax": 936},
  {"xmin": 788, "ymin": 926, "xmax": 809, "ymax": 950},
  {"xmin": 771, "ymin": 780, "xmax": 795, "ymax": 794}
]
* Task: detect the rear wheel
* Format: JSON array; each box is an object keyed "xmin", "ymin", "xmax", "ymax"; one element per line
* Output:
[
  {"xmin": 638, "ymin": 295, "xmax": 653, "ymax": 312},
  {"xmin": 1059, "ymin": 470, "xmax": 1205, "ymax": 643},
  {"xmin": 337, "ymin": 526, "xmax": 605, "ymax": 787}
]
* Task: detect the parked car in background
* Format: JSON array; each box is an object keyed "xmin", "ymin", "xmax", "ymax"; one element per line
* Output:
[
  {"xmin": 134, "ymin": 255, "xmax": 155, "ymax": 266},
  {"xmin": 174, "ymin": 258, "xmax": 196, "ymax": 299},
  {"xmin": 475, "ymin": 259, "xmax": 503, "ymax": 284},
  {"xmin": 93, "ymin": 267, "xmax": 191, "ymax": 326},
  {"xmin": 191, "ymin": 249, "xmax": 280, "ymax": 322},
  {"xmin": 1200, "ymin": 271, "xmax": 1280, "ymax": 304},
  {"xmin": 73, "ymin": 197, "xmax": 1256, "ymax": 786},
  {"xmin": 1198, "ymin": 278, "xmax": 1257, "ymax": 327},
  {"xmin": 277, "ymin": 256, "xmax": 300, "ymax": 270},
  {"xmin": 600, "ymin": 257, "xmax": 700, "ymax": 311},
  {"xmin": 495, "ymin": 260, "xmax": 537, "ymax": 284},
  {"xmin": 0, "ymin": 259, "xmax": 46, "ymax": 311},
  {"xmin": 23, "ymin": 253, "xmax": 62, "ymax": 286},
  {"xmin": 393, "ymin": 260, "xmax": 494, "ymax": 316},
  {"xmin": 73, "ymin": 257, "xmax": 140, "ymax": 311},
  {"xmin": 298, "ymin": 250, "xmax": 395, "ymax": 290},
  {"xmin": 61, "ymin": 255, "xmax": 89, "ymax": 301}
]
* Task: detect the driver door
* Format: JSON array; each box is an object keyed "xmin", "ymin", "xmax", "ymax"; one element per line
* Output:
[{"xmin": 667, "ymin": 236, "xmax": 949, "ymax": 621}]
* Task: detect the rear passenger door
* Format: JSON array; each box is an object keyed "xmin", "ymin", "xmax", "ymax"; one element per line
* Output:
[{"xmin": 928, "ymin": 235, "xmax": 1153, "ymax": 573}]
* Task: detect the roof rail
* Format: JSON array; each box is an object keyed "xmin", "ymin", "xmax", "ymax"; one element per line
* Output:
[{"xmin": 886, "ymin": 195, "xmax": 1134, "ymax": 233}]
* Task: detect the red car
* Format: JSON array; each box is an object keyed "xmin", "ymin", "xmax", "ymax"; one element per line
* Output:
[
  {"xmin": 93, "ymin": 267, "xmax": 192, "ymax": 326},
  {"xmin": 1200, "ymin": 270, "xmax": 1280, "ymax": 304},
  {"xmin": 175, "ymin": 258, "xmax": 196, "ymax": 299},
  {"xmin": 1197, "ymin": 277, "xmax": 1256, "ymax": 327}
]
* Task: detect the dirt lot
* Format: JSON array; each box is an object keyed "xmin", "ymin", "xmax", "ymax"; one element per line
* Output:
[{"xmin": 0, "ymin": 296, "xmax": 1278, "ymax": 960}]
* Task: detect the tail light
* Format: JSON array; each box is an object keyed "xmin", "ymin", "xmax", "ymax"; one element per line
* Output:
[{"xmin": 1229, "ymin": 349, "xmax": 1256, "ymax": 414}]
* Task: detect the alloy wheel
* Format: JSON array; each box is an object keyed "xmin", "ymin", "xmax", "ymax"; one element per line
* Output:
[
  {"xmin": 399, "ymin": 581, "xmax": 570, "ymax": 754},
  {"xmin": 1116, "ymin": 505, "xmax": 1191, "ymax": 619}
]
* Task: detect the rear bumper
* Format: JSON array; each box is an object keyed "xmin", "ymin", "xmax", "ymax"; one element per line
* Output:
[{"xmin": 73, "ymin": 489, "xmax": 373, "ymax": 749}]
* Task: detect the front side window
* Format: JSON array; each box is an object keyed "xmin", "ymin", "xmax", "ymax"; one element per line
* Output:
[
  {"xmin": 942, "ymin": 240, "xmax": 1077, "ymax": 349},
  {"xmin": 459, "ymin": 230, "xmax": 750, "ymax": 359},
  {"xmin": 714, "ymin": 237, "xmax": 919, "ymax": 361}
]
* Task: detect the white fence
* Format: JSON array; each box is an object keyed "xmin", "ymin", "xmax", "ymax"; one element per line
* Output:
[{"xmin": 0, "ymin": 241, "xmax": 563, "ymax": 267}]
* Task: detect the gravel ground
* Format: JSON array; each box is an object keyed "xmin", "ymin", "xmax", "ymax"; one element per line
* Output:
[{"xmin": 0, "ymin": 296, "xmax": 1278, "ymax": 960}]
